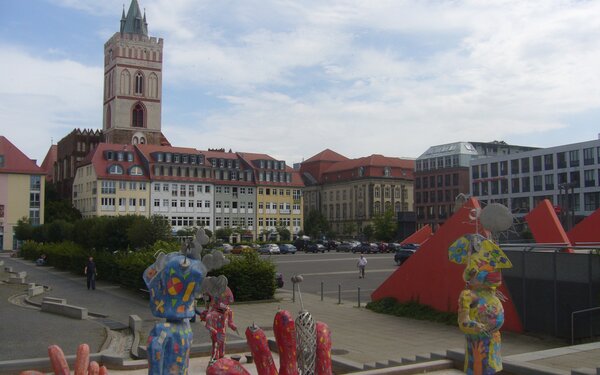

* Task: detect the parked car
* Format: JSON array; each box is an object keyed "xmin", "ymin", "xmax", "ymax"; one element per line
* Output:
[
  {"xmin": 279, "ymin": 244, "xmax": 297, "ymax": 254},
  {"xmin": 276, "ymin": 272, "xmax": 284, "ymax": 288},
  {"xmin": 293, "ymin": 238, "xmax": 311, "ymax": 251},
  {"xmin": 336, "ymin": 242, "xmax": 355, "ymax": 252},
  {"xmin": 353, "ymin": 242, "xmax": 379, "ymax": 254},
  {"xmin": 231, "ymin": 244, "xmax": 252, "ymax": 255},
  {"xmin": 325, "ymin": 240, "xmax": 339, "ymax": 251},
  {"xmin": 259, "ymin": 243, "xmax": 281, "ymax": 255},
  {"xmin": 394, "ymin": 245, "xmax": 419, "ymax": 265},
  {"xmin": 306, "ymin": 243, "xmax": 326, "ymax": 253},
  {"xmin": 377, "ymin": 242, "xmax": 389, "ymax": 253}
]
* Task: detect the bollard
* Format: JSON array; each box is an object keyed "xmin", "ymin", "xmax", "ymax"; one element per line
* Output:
[
  {"xmin": 338, "ymin": 284, "xmax": 342, "ymax": 305},
  {"xmin": 292, "ymin": 284, "xmax": 295, "ymax": 303},
  {"xmin": 358, "ymin": 287, "xmax": 361, "ymax": 307},
  {"xmin": 321, "ymin": 281, "xmax": 324, "ymax": 301}
]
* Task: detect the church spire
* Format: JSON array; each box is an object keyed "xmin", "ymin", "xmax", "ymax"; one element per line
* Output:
[{"xmin": 120, "ymin": 0, "xmax": 148, "ymax": 36}]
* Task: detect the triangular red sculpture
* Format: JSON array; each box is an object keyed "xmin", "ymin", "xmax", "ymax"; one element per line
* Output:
[
  {"xmin": 567, "ymin": 207, "xmax": 600, "ymax": 245},
  {"xmin": 525, "ymin": 199, "xmax": 572, "ymax": 252},
  {"xmin": 371, "ymin": 197, "xmax": 523, "ymax": 332},
  {"xmin": 400, "ymin": 224, "xmax": 432, "ymax": 245}
]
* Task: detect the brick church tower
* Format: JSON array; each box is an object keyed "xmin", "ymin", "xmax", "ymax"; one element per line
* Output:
[{"xmin": 102, "ymin": 0, "xmax": 168, "ymax": 146}]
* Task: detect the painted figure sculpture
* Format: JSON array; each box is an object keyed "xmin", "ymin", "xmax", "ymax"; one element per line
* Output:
[
  {"xmin": 449, "ymin": 204, "xmax": 514, "ymax": 375},
  {"xmin": 143, "ymin": 229, "xmax": 229, "ymax": 375},
  {"xmin": 199, "ymin": 284, "xmax": 239, "ymax": 364}
]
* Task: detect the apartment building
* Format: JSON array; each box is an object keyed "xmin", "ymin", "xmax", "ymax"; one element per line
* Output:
[
  {"xmin": 239, "ymin": 153, "xmax": 304, "ymax": 240},
  {"xmin": 415, "ymin": 141, "xmax": 537, "ymax": 229},
  {"xmin": 470, "ymin": 138, "xmax": 600, "ymax": 219},
  {"xmin": 300, "ymin": 150, "xmax": 414, "ymax": 237},
  {"xmin": 0, "ymin": 137, "xmax": 45, "ymax": 249},
  {"xmin": 72, "ymin": 144, "xmax": 150, "ymax": 218}
]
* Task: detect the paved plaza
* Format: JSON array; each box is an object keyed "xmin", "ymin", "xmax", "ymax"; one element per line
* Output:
[{"xmin": 1, "ymin": 254, "xmax": 599, "ymax": 374}]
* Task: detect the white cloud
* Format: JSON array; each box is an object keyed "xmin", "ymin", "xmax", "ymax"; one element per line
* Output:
[
  {"xmin": 0, "ymin": 45, "xmax": 102, "ymax": 162},
  {"xmin": 4, "ymin": 0, "xmax": 600, "ymax": 165}
]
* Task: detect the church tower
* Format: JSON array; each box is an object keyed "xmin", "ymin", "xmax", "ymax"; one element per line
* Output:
[{"xmin": 102, "ymin": 0, "xmax": 167, "ymax": 145}]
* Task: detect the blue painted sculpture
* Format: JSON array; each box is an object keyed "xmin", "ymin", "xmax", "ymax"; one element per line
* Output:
[{"xmin": 143, "ymin": 229, "xmax": 229, "ymax": 375}]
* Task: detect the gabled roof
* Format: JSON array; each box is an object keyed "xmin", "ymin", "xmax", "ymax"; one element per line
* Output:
[
  {"xmin": 303, "ymin": 149, "xmax": 349, "ymax": 164},
  {"xmin": 0, "ymin": 136, "xmax": 44, "ymax": 175},
  {"xmin": 120, "ymin": 0, "xmax": 148, "ymax": 36},
  {"xmin": 324, "ymin": 154, "xmax": 414, "ymax": 174},
  {"xmin": 82, "ymin": 143, "xmax": 149, "ymax": 181},
  {"xmin": 41, "ymin": 144, "xmax": 57, "ymax": 181}
]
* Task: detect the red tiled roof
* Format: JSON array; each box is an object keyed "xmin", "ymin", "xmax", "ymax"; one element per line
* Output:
[
  {"xmin": 0, "ymin": 136, "xmax": 44, "ymax": 175},
  {"xmin": 41, "ymin": 144, "xmax": 58, "ymax": 181},
  {"xmin": 303, "ymin": 149, "xmax": 349, "ymax": 163},
  {"xmin": 82, "ymin": 143, "xmax": 149, "ymax": 181},
  {"xmin": 324, "ymin": 154, "xmax": 414, "ymax": 174},
  {"xmin": 236, "ymin": 152, "xmax": 277, "ymax": 162}
]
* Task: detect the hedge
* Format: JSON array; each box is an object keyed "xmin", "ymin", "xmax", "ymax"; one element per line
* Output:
[{"xmin": 20, "ymin": 240, "xmax": 276, "ymax": 301}]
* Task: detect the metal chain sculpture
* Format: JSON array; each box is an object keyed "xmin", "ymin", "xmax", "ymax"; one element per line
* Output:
[
  {"xmin": 206, "ymin": 274, "xmax": 333, "ymax": 375},
  {"xmin": 143, "ymin": 228, "xmax": 230, "ymax": 375},
  {"xmin": 448, "ymin": 203, "xmax": 514, "ymax": 375}
]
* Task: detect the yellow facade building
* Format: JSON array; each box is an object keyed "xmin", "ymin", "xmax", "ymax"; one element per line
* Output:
[{"xmin": 0, "ymin": 137, "xmax": 45, "ymax": 250}]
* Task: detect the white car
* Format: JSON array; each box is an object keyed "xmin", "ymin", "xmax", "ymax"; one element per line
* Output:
[{"xmin": 259, "ymin": 243, "xmax": 280, "ymax": 254}]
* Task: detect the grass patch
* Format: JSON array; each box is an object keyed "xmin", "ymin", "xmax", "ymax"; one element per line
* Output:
[{"xmin": 366, "ymin": 297, "xmax": 457, "ymax": 325}]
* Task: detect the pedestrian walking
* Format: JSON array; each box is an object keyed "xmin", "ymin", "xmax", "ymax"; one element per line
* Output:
[
  {"xmin": 84, "ymin": 256, "xmax": 97, "ymax": 290},
  {"xmin": 357, "ymin": 254, "xmax": 367, "ymax": 278}
]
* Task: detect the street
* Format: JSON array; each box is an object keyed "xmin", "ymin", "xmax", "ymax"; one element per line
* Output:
[{"xmin": 265, "ymin": 251, "xmax": 398, "ymax": 305}]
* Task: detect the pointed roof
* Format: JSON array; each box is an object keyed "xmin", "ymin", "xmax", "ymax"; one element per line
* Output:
[
  {"xmin": 0, "ymin": 136, "xmax": 44, "ymax": 175},
  {"xmin": 303, "ymin": 149, "xmax": 349, "ymax": 164},
  {"xmin": 120, "ymin": 0, "xmax": 148, "ymax": 36},
  {"xmin": 40, "ymin": 144, "xmax": 58, "ymax": 182}
]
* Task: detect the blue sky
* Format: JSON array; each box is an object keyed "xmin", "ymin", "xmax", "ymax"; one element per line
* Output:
[{"xmin": 1, "ymin": 0, "xmax": 599, "ymax": 166}]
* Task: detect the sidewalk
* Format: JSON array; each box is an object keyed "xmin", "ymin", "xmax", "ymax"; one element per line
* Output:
[{"xmin": 2, "ymin": 254, "xmax": 599, "ymax": 374}]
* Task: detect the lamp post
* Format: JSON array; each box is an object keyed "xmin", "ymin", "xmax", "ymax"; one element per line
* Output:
[{"xmin": 558, "ymin": 182, "xmax": 576, "ymax": 231}]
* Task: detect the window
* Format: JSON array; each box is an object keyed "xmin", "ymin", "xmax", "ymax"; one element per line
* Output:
[
  {"xmin": 129, "ymin": 166, "xmax": 143, "ymax": 175},
  {"xmin": 521, "ymin": 158, "xmax": 530, "ymax": 173},
  {"xmin": 569, "ymin": 150, "xmax": 580, "ymax": 167},
  {"xmin": 583, "ymin": 147, "xmax": 595, "ymax": 165},
  {"xmin": 584, "ymin": 192, "xmax": 600, "ymax": 211},
  {"xmin": 557, "ymin": 152, "xmax": 567, "ymax": 168},
  {"xmin": 29, "ymin": 192, "xmax": 40, "ymax": 208},
  {"xmin": 101, "ymin": 181, "xmax": 116, "ymax": 194},
  {"xmin": 108, "ymin": 164, "xmax": 123, "ymax": 174},
  {"xmin": 132, "ymin": 103, "xmax": 144, "ymax": 127},
  {"xmin": 472, "ymin": 165, "xmax": 480, "ymax": 179},
  {"xmin": 135, "ymin": 72, "xmax": 144, "ymax": 94},
  {"xmin": 154, "ymin": 183, "xmax": 160, "ymax": 191},
  {"xmin": 204, "ymin": 201, "xmax": 210, "ymax": 208},
  {"xmin": 129, "ymin": 198, "xmax": 136, "ymax": 206},
  {"xmin": 544, "ymin": 174, "xmax": 554, "ymax": 190},
  {"xmin": 584, "ymin": 169, "xmax": 595, "ymax": 187},
  {"xmin": 510, "ymin": 159, "xmax": 519, "ymax": 174},
  {"xmin": 154, "ymin": 199, "xmax": 160, "ymax": 207},
  {"xmin": 570, "ymin": 171, "xmax": 580, "ymax": 188},
  {"xmin": 544, "ymin": 154, "xmax": 553, "ymax": 170},
  {"xmin": 532, "ymin": 156, "xmax": 542, "ymax": 172},
  {"xmin": 491, "ymin": 162, "xmax": 499, "ymax": 177},
  {"xmin": 533, "ymin": 175, "xmax": 543, "ymax": 191}
]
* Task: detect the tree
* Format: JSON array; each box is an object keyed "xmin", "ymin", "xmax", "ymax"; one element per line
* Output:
[
  {"xmin": 372, "ymin": 208, "xmax": 397, "ymax": 241},
  {"xmin": 342, "ymin": 222, "xmax": 357, "ymax": 238},
  {"xmin": 362, "ymin": 225, "xmax": 374, "ymax": 241},
  {"xmin": 215, "ymin": 227, "xmax": 233, "ymax": 242},
  {"xmin": 277, "ymin": 227, "xmax": 291, "ymax": 242},
  {"xmin": 44, "ymin": 181, "xmax": 82, "ymax": 222},
  {"xmin": 14, "ymin": 217, "xmax": 33, "ymax": 241},
  {"xmin": 303, "ymin": 209, "xmax": 330, "ymax": 239}
]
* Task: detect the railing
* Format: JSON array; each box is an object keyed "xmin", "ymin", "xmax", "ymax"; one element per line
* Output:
[{"xmin": 571, "ymin": 306, "xmax": 600, "ymax": 345}]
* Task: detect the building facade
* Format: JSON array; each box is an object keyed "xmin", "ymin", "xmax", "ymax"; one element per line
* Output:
[
  {"xmin": 72, "ymin": 144, "xmax": 150, "ymax": 218},
  {"xmin": 0, "ymin": 137, "xmax": 45, "ymax": 249},
  {"xmin": 300, "ymin": 150, "xmax": 414, "ymax": 238},
  {"xmin": 415, "ymin": 141, "xmax": 538, "ymax": 229},
  {"xmin": 470, "ymin": 138, "xmax": 600, "ymax": 221}
]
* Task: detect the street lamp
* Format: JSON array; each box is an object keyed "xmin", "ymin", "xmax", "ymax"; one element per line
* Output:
[{"xmin": 558, "ymin": 182, "xmax": 576, "ymax": 231}]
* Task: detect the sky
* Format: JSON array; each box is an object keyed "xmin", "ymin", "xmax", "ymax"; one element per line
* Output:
[{"xmin": 1, "ymin": 0, "xmax": 599, "ymax": 166}]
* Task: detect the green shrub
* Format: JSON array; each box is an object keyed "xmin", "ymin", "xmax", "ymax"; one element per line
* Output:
[
  {"xmin": 209, "ymin": 251, "xmax": 276, "ymax": 302},
  {"xmin": 366, "ymin": 297, "xmax": 458, "ymax": 325}
]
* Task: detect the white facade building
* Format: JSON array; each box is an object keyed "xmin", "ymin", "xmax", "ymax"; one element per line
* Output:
[{"xmin": 470, "ymin": 139, "xmax": 600, "ymax": 217}]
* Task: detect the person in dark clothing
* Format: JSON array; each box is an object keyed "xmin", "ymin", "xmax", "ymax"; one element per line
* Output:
[{"xmin": 84, "ymin": 256, "xmax": 97, "ymax": 290}]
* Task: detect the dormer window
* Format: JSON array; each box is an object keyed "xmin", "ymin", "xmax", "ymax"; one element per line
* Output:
[
  {"xmin": 127, "ymin": 153, "xmax": 134, "ymax": 162},
  {"xmin": 358, "ymin": 166, "xmax": 365, "ymax": 177},
  {"xmin": 129, "ymin": 166, "xmax": 143, "ymax": 176},
  {"xmin": 157, "ymin": 153, "xmax": 163, "ymax": 162},
  {"xmin": 165, "ymin": 153, "xmax": 172, "ymax": 163},
  {"xmin": 117, "ymin": 152, "xmax": 124, "ymax": 161},
  {"xmin": 174, "ymin": 154, "xmax": 180, "ymax": 163},
  {"xmin": 108, "ymin": 164, "xmax": 124, "ymax": 174},
  {"xmin": 106, "ymin": 151, "xmax": 114, "ymax": 160},
  {"xmin": 260, "ymin": 160, "xmax": 265, "ymax": 168},
  {"xmin": 211, "ymin": 159, "xmax": 216, "ymax": 167},
  {"xmin": 384, "ymin": 167, "xmax": 391, "ymax": 177}
]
